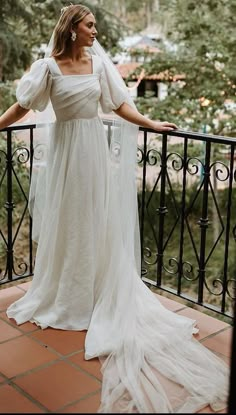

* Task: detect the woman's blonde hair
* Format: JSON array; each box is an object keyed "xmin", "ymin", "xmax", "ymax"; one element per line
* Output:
[{"xmin": 51, "ymin": 4, "xmax": 91, "ymax": 58}]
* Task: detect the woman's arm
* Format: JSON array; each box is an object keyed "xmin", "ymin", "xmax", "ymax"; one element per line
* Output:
[
  {"xmin": 0, "ymin": 102, "xmax": 29, "ymax": 131},
  {"xmin": 114, "ymin": 102, "xmax": 177, "ymax": 132}
]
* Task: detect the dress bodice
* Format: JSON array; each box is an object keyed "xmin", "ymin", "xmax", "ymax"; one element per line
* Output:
[
  {"xmin": 16, "ymin": 54, "xmax": 127, "ymax": 121},
  {"xmin": 46, "ymin": 56, "xmax": 102, "ymax": 121}
]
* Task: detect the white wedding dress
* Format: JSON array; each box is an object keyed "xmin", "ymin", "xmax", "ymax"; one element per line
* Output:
[{"xmin": 6, "ymin": 54, "xmax": 229, "ymax": 413}]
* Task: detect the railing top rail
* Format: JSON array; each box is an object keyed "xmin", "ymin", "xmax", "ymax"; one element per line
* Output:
[
  {"xmin": 1, "ymin": 121, "xmax": 236, "ymax": 146},
  {"xmin": 138, "ymin": 127, "xmax": 236, "ymax": 145}
]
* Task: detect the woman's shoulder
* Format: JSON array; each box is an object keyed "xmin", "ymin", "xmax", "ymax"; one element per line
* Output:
[
  {"xmin": 31, "ymin": 58, "xmax": 48, "ymax": 67},
  {"xmin": 25, "ymin": 58, "xmax": 51, "ymax": 75},
  {"xmin": 19, "ymin": 59, "xmax": 50, "ymax": 82}
]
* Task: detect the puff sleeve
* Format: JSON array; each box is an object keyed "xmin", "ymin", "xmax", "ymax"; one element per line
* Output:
[
  {"xmin": 99, "ymin": 60, "xmax": 127, "ymax": 114},
  {"xmin": 16, "ymin": 59, "xmax": 52, "ymax": 111}
]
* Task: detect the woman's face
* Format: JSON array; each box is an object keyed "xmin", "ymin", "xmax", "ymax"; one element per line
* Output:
[{"xmin": 75, "ymin": 13, "xmax": 98, "ymax": 47}]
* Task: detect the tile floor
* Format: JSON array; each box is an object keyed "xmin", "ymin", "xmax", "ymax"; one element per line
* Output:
[{"xmin": 0, "ymin": 281, "xmax": 232, "ymax": 413}]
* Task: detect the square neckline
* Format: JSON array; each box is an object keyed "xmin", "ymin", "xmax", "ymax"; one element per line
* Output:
[{"xmin": 52, "ymin": 54, "xmax": 95, "ymax": 77}]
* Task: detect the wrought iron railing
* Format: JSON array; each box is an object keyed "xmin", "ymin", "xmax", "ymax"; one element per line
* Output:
[
  {"xmin": 0, "ymin": 121, "xmax": 235, "ymax": 409},
  {"xmin": 0, "ymin": 124, "xmax": 34, "ymax": 283},
  {"xmin": 138, "ymin": 127, "xmax": 236, "ymax": 320},
  {"xmin": 0, "ymin": 122, "xmax": 236, "ymax": 317}
]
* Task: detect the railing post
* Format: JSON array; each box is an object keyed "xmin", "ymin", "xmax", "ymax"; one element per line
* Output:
[
  {"xmin": 228, "ymin": 296, "xmax": 236, "ymax": 413},
  {"xmin": 4, "ymin": 130, "xmax": 14, "ymax": 281},
  {"xmin": 29, "ymin": 127, "xmax": 34, "ymax": 275},
  {"xmin": 221, "ymin": 145, "xmax": 235, "ymax": 313},
  {"xmin": 178, "ymin": 137, "xmax": 188, "ymax": 294},
  {"xmin": 156, "ymin": 133, "xmax": 168, "ymax": 286},
  {"xmin": 140, "ymin": 130, "xmax": 147, "ymax": 276},
  {"xmin": 197, "ymin": 140, "xmax": 211, "ymax": 303}
]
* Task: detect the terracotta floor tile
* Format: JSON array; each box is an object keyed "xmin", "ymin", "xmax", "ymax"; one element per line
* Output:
[
  {"xmin": 68, "ymin": 351, "xmax": 102, "ymax": 380},
  {"xmin": 0, "ymin": 311, "xmax": 40, "ymax": 333},
  {"xmin": 59, "ymin": 391, "xmax": 101, "ymax": 413},
  {"xmin": 14, "ymin": 360, "xmax": 101, "ymax": 412},
  {"xmin": 176, "ymin": 307, "xmax": 230, "ymax": 340},
  {"xmin": 0, "ymin": 285, "xmax": 233, "ymax": 414},
  {"xmin": 0, "ymin": 318, "xmax": 22, "ymax": 342},
  {"xmin": 0, "ymin": 384, "xmax": 44, "ymax": 413},
  {"xmin": 0, "ymin": 286, "xmax": 25, "ymax": 312},
  {"xmin": 31, "ymin": 328, "xmax": 86, "ymax": 355},
  {"xmin": 202, "ymin": 327, "xmax": 233, "ymax": 358},
  {"xmin": 154, "ymin": 293, "xmax": 187, "ymax": 312},
  {"xmin": 0, "ymin": 374, "xmax": 6, "ymax": 384},
  {"xmin": 0, "ymin": 335, "xmax": 58, "ymax": 377}
]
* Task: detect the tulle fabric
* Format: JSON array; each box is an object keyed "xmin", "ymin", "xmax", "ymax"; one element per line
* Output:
[
  {"xmin": 85, "ymin": 155, "xmax": 229, "ymax": 413},
  {"xmin": 6, "ymin": 39, "xmax": 229, "ymax": 413}
]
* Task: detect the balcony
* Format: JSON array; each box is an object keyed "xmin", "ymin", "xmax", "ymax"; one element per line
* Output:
[
  {"xmin": 0, "ymin": 122, "xmax": 235, "ymax": 412},
  {"xmin": 0, "ymin": 279, "xmax": 233, "ymax": 413}
]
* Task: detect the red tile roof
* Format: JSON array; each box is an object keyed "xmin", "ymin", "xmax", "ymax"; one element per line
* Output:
[{"xmin": 115, "ymin": 63, "xmax": 185, "ymax": 82}]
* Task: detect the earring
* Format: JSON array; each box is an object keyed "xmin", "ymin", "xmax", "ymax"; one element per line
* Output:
[{"xmin": 71, "ymin": 31, "xmax": 77, "ymax": 41}]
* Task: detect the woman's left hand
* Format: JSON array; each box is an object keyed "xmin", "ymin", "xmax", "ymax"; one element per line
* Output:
[
  {"xmin": 114, "ymin": 103, "xmax": 178, "ymax": 132},
  {"xmin": 150, "ymin": 121, "xmax": 178, "ymax": 132}
]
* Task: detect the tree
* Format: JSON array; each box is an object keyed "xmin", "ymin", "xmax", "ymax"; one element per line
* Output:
[
  {"xmin": 134, "ymin": 0, "xmax": 236, "ymax": 136},
  {"xmin": 0, "ymin": 0, "xmax": 126, "ymax": 83},
  {"xmin": 0, "ymin": 0, "xmax": 33, "ymax": 82},
  {"xmin": 90, "ymin": 0, "xmax": 160, "ymax": 32},
  {"xmin": 0, "ymin": 0, "xmax": 126, "ymax": 114}
]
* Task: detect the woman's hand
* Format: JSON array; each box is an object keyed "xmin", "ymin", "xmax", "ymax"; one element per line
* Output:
[
  {"xmin": 150, "ymin": 120, "xmax": 178, "ymax": 132},
  {"xmin": 115, "ymin": 103, "xmax": 178, "ymax": 132}
]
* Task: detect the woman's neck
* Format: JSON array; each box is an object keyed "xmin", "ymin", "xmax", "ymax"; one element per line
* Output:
[{"xmin": 63, "ymin": 45, "xmax": 88, "ymax": 62}]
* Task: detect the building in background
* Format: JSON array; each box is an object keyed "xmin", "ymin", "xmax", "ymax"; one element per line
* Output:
[{"xmin": 113, "ymin": 33, "xmax": 182, "ymax": 100}]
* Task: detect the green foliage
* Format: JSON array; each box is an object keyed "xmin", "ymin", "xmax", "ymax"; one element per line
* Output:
[
  {"xmin": 81, "ymin": 1, "xmax": 127, "ymax": 54},
  {"xmin": 0, "ymin": 0, "xmax": 128, "ymax": 115},
  {"xmin": 132, "ymin": 0, "xmax": 236, "ymax": 136},
  {"xmin": 0, "ymin": 82, "xmax": 17, "ymax": 115},
  {"xmin": 0, "ymin": 0, "xmax": 33, "ymax": 81},
  {"xmin": 90, "ymin": 0, "xmax": 159, "ymax": 32},
  {"xmin": 0, "ymin": 0, "xmax": 127, "ymax": 83}
]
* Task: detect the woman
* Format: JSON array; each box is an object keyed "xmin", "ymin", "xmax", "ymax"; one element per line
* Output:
[{"xmin": 0, "ymin": 4, "xmax": 229, "ymax": 413}]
